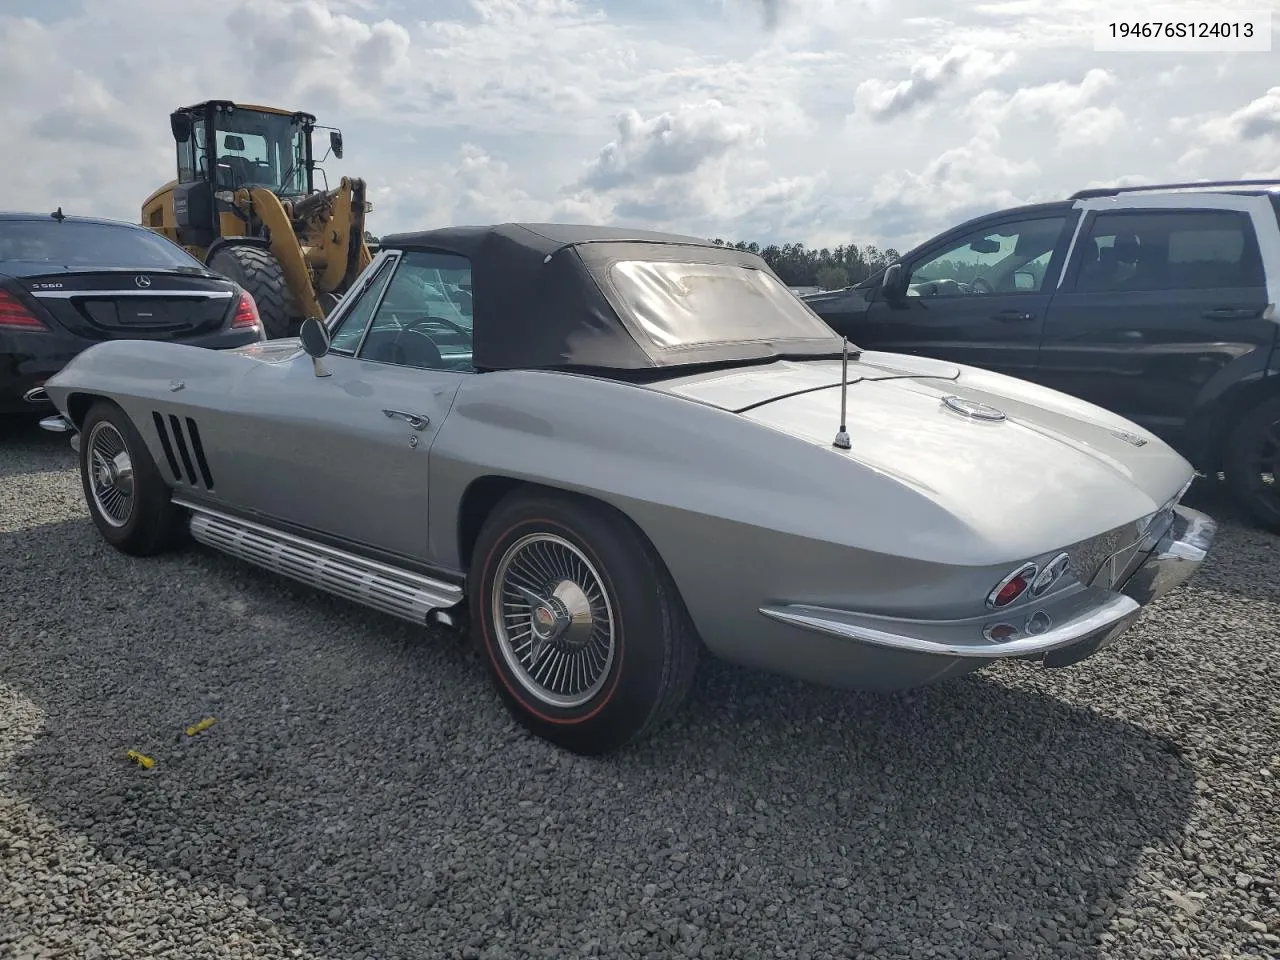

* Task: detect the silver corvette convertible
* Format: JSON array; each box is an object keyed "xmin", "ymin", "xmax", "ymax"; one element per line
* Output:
[{"xmin": 32, "ymin": 223, "xmax": 1217, "ymax": 754}]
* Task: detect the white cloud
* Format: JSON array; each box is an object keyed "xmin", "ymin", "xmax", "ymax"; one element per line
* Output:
[
  {"xmin": 853, "ymin": 46, "xmax": 1017, "ymax": 122},
  {"xmin": 1, "ymin": 0, "xmax": 1278, "ymax": 255},
  {"xmin": 579, "ymin": 100, "xmax": 762, "ymax": 191},
  {"xmin": 233, "ymin": 0, "xmax": 414, "ymax": 109},
  {"xmin": 1199, "ymin": 86, "xmax": 1280, "ymax": 144},
  {"xmin": 1060, "ymin": 106, "xmax": 1125, "ymax": 147},
  {"xmin": 969, "ymin": 68, "xmax": 1117, "ymax": 126},
  {"xmin": 863, "ymin": 129, "xmax": 1044, "ymax": 248},
  {"xmin": 1170, "ymin": 86, "xmax": 1280, "ymax": 183},
  {"xmin": 28, "ymin": 71, "xmax": 143, "ymax": 149},
  {"xmin": 960, "ymin": 69, "xmax": 1127, "ymax": 151}
]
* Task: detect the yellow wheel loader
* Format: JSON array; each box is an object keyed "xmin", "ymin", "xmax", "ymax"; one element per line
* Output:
[{"xmin": 141, "ymin": 99, "xmax": 374, "ymax": 339}]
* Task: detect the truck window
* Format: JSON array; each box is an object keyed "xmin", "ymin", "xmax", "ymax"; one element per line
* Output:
[
  {"xmin": 906, "ymin": 216, "xmax": 1067, "ymax": 297},
  {"xmin": 1072, "ymin": 209, "xmax": 1264, "ymax": 292}
]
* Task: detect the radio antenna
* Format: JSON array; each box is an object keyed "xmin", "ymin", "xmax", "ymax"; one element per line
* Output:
[{"xmin": 832, "ymin": 337, "xmax": 851, "ymax": 450}]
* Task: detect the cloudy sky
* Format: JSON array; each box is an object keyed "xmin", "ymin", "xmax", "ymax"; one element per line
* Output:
[{"xmin": 2, "ymin": 0, "xmax": 1278, "ymax": 252}]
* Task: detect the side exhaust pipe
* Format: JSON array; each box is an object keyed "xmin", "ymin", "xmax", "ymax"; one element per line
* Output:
[
  {"xmin": 36, "ymin": 409, "xmax": 80, "ymax": 453},
  {"xmin": 39, "ymin": 414, "xmax": 74, "ymax": 434}
]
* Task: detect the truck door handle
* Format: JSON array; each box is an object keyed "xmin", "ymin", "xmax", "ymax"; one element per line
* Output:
[
  {"xmin": 1202, "ymin": 307, "xmax": 1262, "ymax": 321},
  {"xmin": 383, "ymin": 409, "xmax": 430, "ymax": 430},
  {"xmin": 990, "ymin": 310, "xmax": 1034, "ymax": 322}
]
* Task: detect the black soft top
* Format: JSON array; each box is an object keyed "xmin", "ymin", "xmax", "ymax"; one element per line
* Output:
[{"xmin": 378, "ymin": 222, "xmax": 845, "ymax": 373}]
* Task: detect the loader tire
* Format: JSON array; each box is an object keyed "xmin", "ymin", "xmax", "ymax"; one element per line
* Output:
[{"xmin": 207, "ymin": 244, "xmax": 300, "ymax": 339}]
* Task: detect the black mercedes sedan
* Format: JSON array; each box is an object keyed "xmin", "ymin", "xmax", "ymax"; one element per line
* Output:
[{"xmin": 1, "ymin": 210, "xmax": 265, "ymax": 413}]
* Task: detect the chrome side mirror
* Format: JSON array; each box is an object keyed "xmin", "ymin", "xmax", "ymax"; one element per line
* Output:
[{"xmin": 299, "ymin": 316, "xmax": 332, "ymax": 377}]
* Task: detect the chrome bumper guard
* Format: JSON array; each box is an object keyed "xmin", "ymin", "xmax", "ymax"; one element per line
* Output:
[
  {"xmin": 1116, "ymin": 505, "xmax": 1217, "ymax": 607},
  {"xmin": 759, "ymin": 505, "xmax": 1216, "ymax": 666}
]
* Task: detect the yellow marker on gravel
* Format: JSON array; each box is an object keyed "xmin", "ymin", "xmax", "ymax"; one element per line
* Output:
[
  {"xmin": 185, "ymin": 717, "xmax": 216, "ymax": 737},
  {"xmin": 126, "ymin": 750, "xmax": 154, "ymax": 769}
]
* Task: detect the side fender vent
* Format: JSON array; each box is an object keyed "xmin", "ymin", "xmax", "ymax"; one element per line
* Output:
[
  {"xmin": 185, "ymin": 416, "xmax": 215, "ymax": 489},
  {"xmin": 152, "ymin": 411, "xmax": 182, "ymax": 482},
  {"xmin": 167, "ymin": 414, "xmax": 197, "ymax": 485},
  {"xmin": 151, "ymin": 411, "xmax": 215, "ymax": 490}
]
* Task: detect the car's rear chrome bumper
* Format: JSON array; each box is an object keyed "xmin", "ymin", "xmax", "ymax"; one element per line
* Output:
[
  {"xmin": 1116, "ymin": 505, "xmax": 1217, "ymax": 607},
  {"xmin": 758, "ymin": 505, "xmax": 1216, "ymax": 669}
]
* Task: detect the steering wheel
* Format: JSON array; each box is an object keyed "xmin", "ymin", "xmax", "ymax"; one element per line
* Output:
[
  {"xmin": 401, "ymin": 314, "xmax": 471, "ymax": 338},
  {"xmin": 970, "ymin": 276, "xmax": 994, "ymax": 295}
]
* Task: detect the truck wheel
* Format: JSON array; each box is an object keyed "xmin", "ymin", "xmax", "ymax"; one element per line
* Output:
[
  {"xmin": 470, "ymin": 489, "xmax": 700, "ymax": 755},
  {"xmin": 1224, "ymin": 394, "xmax": 1280, "ymax": 534},
  {"xmin": 206, "ymin": 244, "xmax": 299, "ymax": 339},
  {"xmin": 78, "ymin": 400, "xmax": 183, "ymax": 556}
]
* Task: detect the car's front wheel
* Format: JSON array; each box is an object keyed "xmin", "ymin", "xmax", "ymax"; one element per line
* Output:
[
  {"xmin": 470, "ymin": 489, "xmax": 699, "ymax": 755},
  {"xmin": 78, "ymin": 400, "xmax": 184, "ymax": 556}
]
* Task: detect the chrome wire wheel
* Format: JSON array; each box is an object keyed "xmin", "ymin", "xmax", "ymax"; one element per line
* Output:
[
  {"xmin": 491, "ymin": 532, "xmax": 617, "ymax": 709},
  {"xmin": 86, "ymin": 420, "xmax": 135, "ymax": 529}
]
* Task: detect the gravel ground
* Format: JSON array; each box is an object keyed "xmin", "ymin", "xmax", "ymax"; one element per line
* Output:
[{"xmin": 1, "ymin": 415, "xmax": 1278, "ymax": 960}]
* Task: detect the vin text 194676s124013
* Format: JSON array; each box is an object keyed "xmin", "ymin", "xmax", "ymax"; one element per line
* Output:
[{"xmin": 29, "ymin": 222, "xmax": 1218, "ymax": 755}]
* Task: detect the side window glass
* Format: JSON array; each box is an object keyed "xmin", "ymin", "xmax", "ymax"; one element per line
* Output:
[
  {"xmin": 357, "ymin": 251, "xmax": 474, "ymax": 372},
  {"xmin": 327, "ymin": 257, "xmax": 396, "ymax": 354},
  {"xmin": 176, "ymin": 134, "xmax": 196, "ymax": 183},
  {"xmin": 191, "ymin": 120, "xmax": 208, "ymax": 179},
  {"xmin": 906, "ymin": 216, "xmax": 1067, "ymax": 298},
  {"xmin": 1074, "ymin": 210, "xmax": 1264, "ymax": 293}
]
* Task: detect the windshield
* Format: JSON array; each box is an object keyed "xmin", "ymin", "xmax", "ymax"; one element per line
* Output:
[
  {"xmin": 212, "ymin": 110, "xmax": 308, "ymax": 195},
  {"xmin": 0, "ymin": 220, "xmax": 208, "ymax": 271},
  {"xmin": 377, "ymin": 252, "xmax": 473, "ymax": 329},
  {"xmin": 606, "ymin": 259, "xmax": 841, "ymax": 351}
]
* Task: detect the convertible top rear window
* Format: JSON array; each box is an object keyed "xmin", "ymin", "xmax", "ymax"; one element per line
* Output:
[{"xmin": 607, "ymin": 259, "xmax": 837, "ymax": 351}]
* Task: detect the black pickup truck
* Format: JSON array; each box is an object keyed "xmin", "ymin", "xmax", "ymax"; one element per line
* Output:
[{"xmin": 804, "ymin": 180, "xmax": 1280, "ymax": 533}]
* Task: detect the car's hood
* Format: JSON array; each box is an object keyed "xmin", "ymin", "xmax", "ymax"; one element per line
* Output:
[
  {"xmin": 654, "ymin": 351, "xmax": 964, "ymax": 411},
  {"xmin": 652, "ymin": 353, "xmax": 1193, "ymax": 542}
]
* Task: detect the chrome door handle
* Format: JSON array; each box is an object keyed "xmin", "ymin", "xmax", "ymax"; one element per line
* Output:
[{"xmin": 383, "ymin": 409, "xmax": 430, "ymax": 430}]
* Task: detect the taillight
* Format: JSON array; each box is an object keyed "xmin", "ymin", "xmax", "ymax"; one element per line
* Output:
[
  {"xmin": 231, "ymin": 291, "xmax": 260, "ymax": 329},
  {"xmin": 987, "ymin": 562, "xmax": 1038, "ymax": 609},
  {"xmin": 0, "ymin": 290, "xmax": 48, "ymax": 330}
]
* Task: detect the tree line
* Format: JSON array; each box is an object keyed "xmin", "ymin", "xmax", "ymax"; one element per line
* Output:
[{"xmin": 710, "ymin": 239, "xmax": 903, "ymax": 290}]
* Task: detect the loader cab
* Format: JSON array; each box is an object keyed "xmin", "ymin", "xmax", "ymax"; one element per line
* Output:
[{"xmin": 164, "ymin": 100, "xmax": 340, "ymax": 249}]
